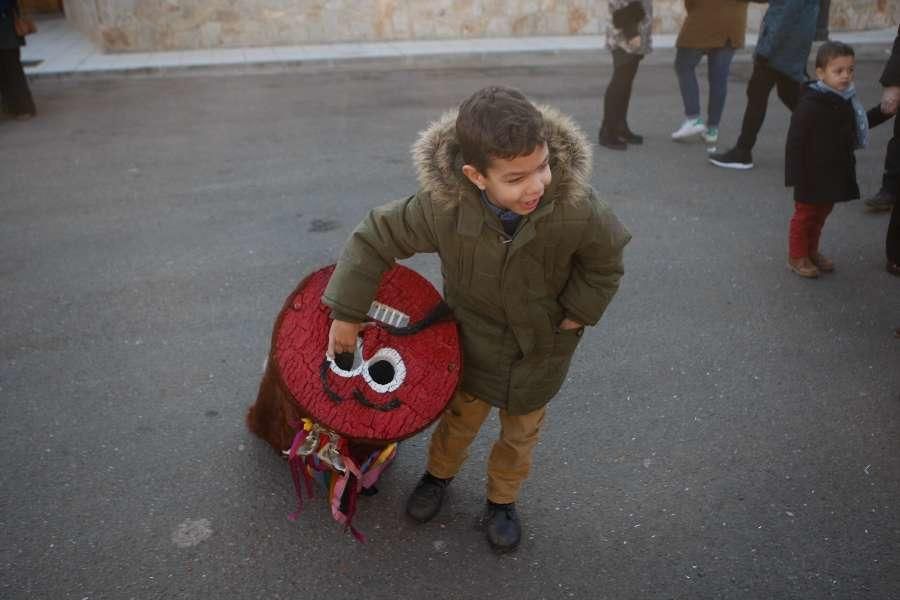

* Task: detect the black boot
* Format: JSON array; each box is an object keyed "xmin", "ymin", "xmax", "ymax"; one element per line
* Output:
[
  {"xmin": 598, "ymin": 126, "xmax": 627, "ymax": 150},
  {"xmin": 619, "ymin": 124, "xmax": 643, "ymax": 145},
  {"xmin": 482, "ymin": 501, "xmax": 522, "ymax": 553},
  {"xmin": 405, "ymin": 472, "xmax": 451, "ymax": 523}
]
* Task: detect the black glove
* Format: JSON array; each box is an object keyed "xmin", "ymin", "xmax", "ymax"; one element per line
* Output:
[{"xmin": 612, "ymin": 2, "xmax": 646, "ymax": 39}]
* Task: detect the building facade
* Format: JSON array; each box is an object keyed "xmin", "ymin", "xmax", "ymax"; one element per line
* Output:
[{"xmin": 57, "ymin": 0, "xmax": 899, "ymax": 53}]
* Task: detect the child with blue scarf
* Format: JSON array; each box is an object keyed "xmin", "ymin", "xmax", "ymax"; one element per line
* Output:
[{"xmin": 784, "ymin": 42, "xmax": 892, "ymax": 278}]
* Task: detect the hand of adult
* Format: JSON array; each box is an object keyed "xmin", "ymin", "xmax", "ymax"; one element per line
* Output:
[
  {"xmin": 881, "ymin": 86, "xmax": 900, "ymax": 115},
  {"xmin": 625, "ymin": 36, "xmax": 642, "ymax": 52}
]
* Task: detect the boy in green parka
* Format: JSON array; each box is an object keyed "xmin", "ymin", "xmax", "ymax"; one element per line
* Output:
[{"xmin": 322, "ymin": 86, "xmax": 631, "ymax": 552}]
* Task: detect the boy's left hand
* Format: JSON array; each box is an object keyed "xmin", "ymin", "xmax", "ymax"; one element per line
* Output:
[{"xmin": 558, "ymin": 317, "xmax": 583, "ymax": 331}]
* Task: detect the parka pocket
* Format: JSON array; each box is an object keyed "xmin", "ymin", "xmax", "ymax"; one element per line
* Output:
[{"xmin": 553, "ymin": 325, "xmax": 584, "ymax": 357}]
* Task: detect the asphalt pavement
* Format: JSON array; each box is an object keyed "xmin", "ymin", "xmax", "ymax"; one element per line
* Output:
[{"xmin": 1, "ymin": 55, "xmax": 899, "ymax": 600}]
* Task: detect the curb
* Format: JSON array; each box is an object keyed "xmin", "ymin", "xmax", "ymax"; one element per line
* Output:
[{"xmin": 24, "ymin": 41, "xmax": 895, "ymax": 81}]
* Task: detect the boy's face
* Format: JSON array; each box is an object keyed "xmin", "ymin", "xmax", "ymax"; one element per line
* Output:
[
  {"xmin": 816, "ymin": 55, "xmax": 855, "ymax": 91},
  {"xmin": 462, "ymin": 143, "xmax": 552, "ymax": 216}
]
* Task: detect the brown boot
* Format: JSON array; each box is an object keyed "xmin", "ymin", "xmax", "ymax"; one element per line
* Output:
[
  {"xmin": 811, "ymin": 253, "xmax": 834, "ymax": 272},
  {"xmin": 788, "ymin": 256, "xmax": 819, "ymax": 278}
]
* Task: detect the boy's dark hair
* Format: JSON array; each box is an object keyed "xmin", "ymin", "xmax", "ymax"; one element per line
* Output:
[
  {"xmin": 456, "ymin": 86, "xmax": 545, "ymax": 174},
  {"xmin": 815, "ymin": 41, "xmax": 855, "ymax": 69}
]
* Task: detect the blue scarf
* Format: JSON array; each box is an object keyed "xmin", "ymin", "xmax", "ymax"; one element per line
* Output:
[{"xmin": 811, "ymin": 80, "xmax": 869, "ymax": 149}]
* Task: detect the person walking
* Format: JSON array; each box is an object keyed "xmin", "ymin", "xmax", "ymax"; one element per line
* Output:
[
  {"xmin": 670, "ymin": 0, "xmax": 749, "ymax": 149},
  {"xmin": 0, "ymin": 0, "xmax": 36, "ymax": 121},
  {"xmin": 598, "ymin": 0, "xmax": 652, "ymax": 150},
  {"xmin": 876, "ymin": 25, "xmax": 900, "ymax": 274},
  {"xmin": 863, "ymin": 25, "xmax": 900, "ymax": 215},
  {"xmin": 709, "ymin": 0, "xmax": 819, "ymax": 170}
]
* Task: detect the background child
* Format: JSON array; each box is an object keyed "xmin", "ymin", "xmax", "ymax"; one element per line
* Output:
[
  {"xmin": 323, "ymin": 86, "xmax": 630, "ymax": 552},
  {"xmin": 784, "ymin": 41, "xmax": 889, "ymax": 278}
]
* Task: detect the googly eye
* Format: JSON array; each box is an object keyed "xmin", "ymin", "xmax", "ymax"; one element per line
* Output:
[
  {"xmin": 362, "ymin": 347, "xmax": 406, "ymax": 393},
  {"xmin": 328, "ymin": 338, "xmax": 364, "ymax": 378}
]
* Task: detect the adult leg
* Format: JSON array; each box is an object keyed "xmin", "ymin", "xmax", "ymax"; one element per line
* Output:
[
  {"xmin": 882, "ymin": 117, "xmax": 900, "ymax": 195},
  {"xmin": 0, "ymin": 48, "xmax": 35, "ymax": 117},
  {"xmin": 866, "ymin": 116, "xmax": 899, "ymax": 211},
  {"xmin": 672, "ymin": 47, "xmax": 707, "ymax": 140},
  {"xmin": 886, "ymin": 201, "xmax": 900, "ymax": 271},
  {"xmin": 618, "ymin": 51, "xmax": 643, "ymax": 136},
  {"xmin": 600, "ymin": 49, "xmax": 640, "ymax": 148},
  {"xmin": 706, "ymin": 45, "xmax": 736, "ymax": 128},
  {"xmin": 735, "ymin": 59, "xmax": 778, "ymax": 151},
  {"xmin": 774, "ymin": 69, "xmax": 801, "ymax": 112},
  {"xmin": 675, "ymin": 47, "xmax": 704, "ymax": 119},
  {"xmin": 816, "ymin": 0, "xmax": 832, "ymax": 41}
]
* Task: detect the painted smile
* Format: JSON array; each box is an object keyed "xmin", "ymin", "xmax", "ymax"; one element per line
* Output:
[{"xmin": 319, "ymin": 359, "xmax": 403, "ymax": 412}]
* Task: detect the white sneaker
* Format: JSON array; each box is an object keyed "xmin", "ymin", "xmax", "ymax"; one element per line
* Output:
[
  {"xmin": 702, "ymin": 126, "xmax": 718, "ymax": 145},
  {"xmin": 671, "ymin": 118, "xmax": 705, "ymax": 141}
]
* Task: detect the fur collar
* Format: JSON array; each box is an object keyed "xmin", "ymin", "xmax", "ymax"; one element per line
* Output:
[{"xmin": 411, "ymin": 104, "xmax": 593, "ymax": 205}]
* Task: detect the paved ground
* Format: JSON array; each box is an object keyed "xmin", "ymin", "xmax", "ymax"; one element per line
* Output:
[{"xmin": 1, "ymin": 56, "xmax": 898, "ymax": 600}]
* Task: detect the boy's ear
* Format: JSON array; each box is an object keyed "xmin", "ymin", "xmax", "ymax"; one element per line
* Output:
[
  {"xmin": 814, "ymin": 66, "xmax": 825, "ymax": 81},
  {"xmin": 462, "ymin": 164, "xmax": 487, "ymax": 191}
]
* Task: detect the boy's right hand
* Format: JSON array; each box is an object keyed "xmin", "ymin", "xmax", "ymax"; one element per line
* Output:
[{"xmin": 327, "ymin": 319, "xmax": 367, "ymax": 360}]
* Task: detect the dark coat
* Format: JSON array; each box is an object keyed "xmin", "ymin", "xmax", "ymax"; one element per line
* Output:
[
  {"xmin": 881, "ymin": 25, "xmax": 900, "ymax": 88},
  {"xmin": 0, "ymin": 0, "xmax": 23, "ymax": 50},
  {"xmin": 323, "ymin": 107, "xmax": 631, "ymax": 415},
  {"xmin": 755, "ymin": 0, "xmax": 819, "ymax": 82},
  {"xmin": 785, "ymin": 83, "xmax": 884, "ymax": 204}
]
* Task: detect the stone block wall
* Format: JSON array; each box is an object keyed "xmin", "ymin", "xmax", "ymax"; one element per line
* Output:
[{"xmin": 61, "ymin": 0, "xmax": 899, "ymax": 53}]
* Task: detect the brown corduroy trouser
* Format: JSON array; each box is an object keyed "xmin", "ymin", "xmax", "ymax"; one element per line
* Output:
[{"xmin": 426, "ymin": 389, "xmax": 547, "ymax": 504}]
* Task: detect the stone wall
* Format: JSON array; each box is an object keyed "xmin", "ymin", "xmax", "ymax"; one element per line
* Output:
[{"xmin": 62, "ymin": 0, "xmax": 899, "ymax": 53}]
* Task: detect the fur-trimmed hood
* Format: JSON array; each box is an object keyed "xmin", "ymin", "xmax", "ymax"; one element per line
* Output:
[{"xmin": 411, "ymin": 104, "xmax": 593, "ymax": 205}]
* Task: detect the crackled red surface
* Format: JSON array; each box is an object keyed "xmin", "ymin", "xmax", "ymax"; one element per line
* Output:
[{"xmin": 273, "ymin": 265, "xmax": 460, "ymax": 442}]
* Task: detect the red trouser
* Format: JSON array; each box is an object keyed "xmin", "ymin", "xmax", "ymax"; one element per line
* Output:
[{"xmin": 789, "ymin": 201, "xmax": 834, "ymax": 259}]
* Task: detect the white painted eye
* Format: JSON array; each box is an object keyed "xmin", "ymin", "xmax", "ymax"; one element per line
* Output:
[
  {"xmin": 328, "ymin": 337, "xmax": 364, "ymax": 378},
  {"xmin": 362, "ymin": 347, "xmax": 406, "ymax": 393}
]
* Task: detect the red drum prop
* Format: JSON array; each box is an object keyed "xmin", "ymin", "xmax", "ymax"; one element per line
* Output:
[{"xmin": 247, "ymin": 264, "xmax": 460, "ymax": 540}]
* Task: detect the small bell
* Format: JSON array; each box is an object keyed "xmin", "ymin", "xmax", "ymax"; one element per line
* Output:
[
  {"xmin": 296, "ymin": 427, "xmax": 320, "ymax": 456},
  {"xmin": 317, "ymin": 438, "xmax": 347, "ymax": 474}
]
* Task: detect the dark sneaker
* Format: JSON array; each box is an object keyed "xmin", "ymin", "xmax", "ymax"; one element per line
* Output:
[
  {"xmin": 405, "ymin": 472, "xmax": 451, "ymax": 523},
  {"xmin": 864, "ymin": 190, "xmax": 896, "ymax": 212},
  {"xmin": 481, "ymin": 501, "xmax": 522, "ymax": 553},
  {"xmin": 598, "ymin": 128, "xmax": 627, "ymax": 151},
  {"xmin": 708, "ymin": 146, "xmax": 753, "ymax": 170}
]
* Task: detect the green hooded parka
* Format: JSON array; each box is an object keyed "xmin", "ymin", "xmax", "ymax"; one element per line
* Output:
[{"xmin": 322, "ymin": 106, "xmax": 631, "ymax": 415}]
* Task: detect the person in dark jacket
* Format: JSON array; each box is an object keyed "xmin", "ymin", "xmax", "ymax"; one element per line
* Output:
[
  {"xmin": 867, "ymin": 26, "xmax": 900, "ymax": 278},
  {"xmin": 0, "ymin": 0, "xmax": 35, "ymax": 120},
  {"xmin": 864, "ymin": 25, "xmax": 900, "ymax": 214},
  {"xmin": 784, "ymin": 42, "xmax": 890, "ymax": 278},
  {"xmin": 710, "ymin": 0, "xmax": 819, "ymax": 170}
]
